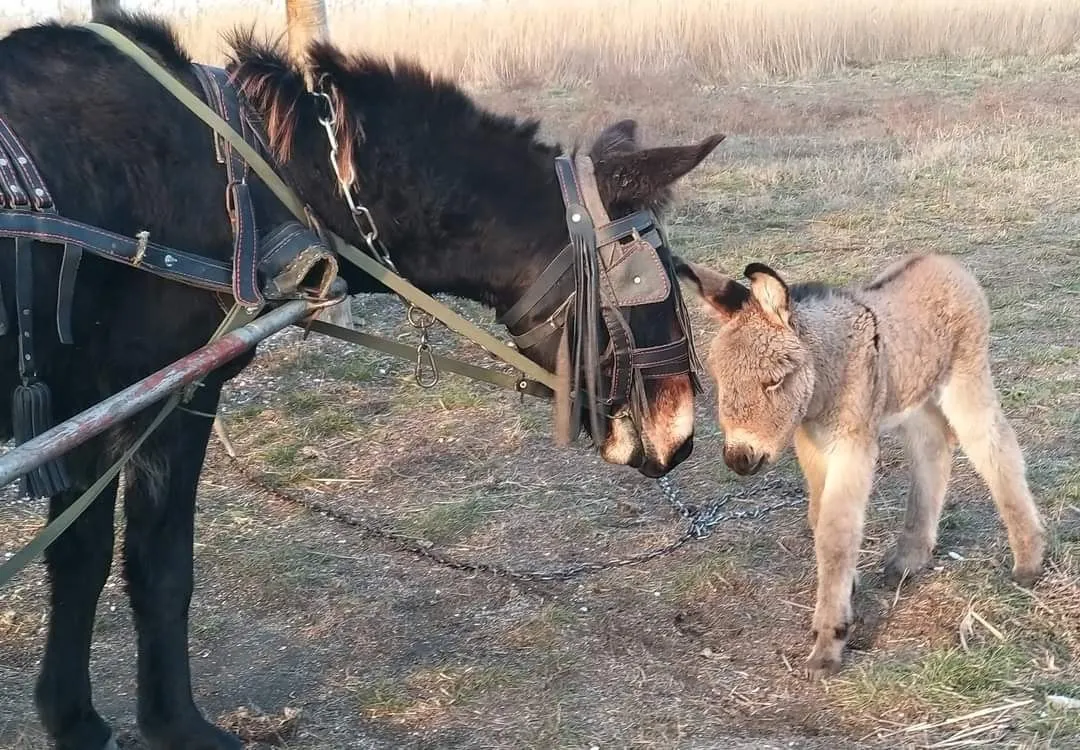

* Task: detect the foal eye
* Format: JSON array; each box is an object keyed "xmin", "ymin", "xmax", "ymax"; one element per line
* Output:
[{"xmin": 764, "ymin": 374, "xmax": 786, "ymax": 393}]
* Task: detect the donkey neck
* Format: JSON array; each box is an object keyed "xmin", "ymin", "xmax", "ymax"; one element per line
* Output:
[
  {"xmin": 278, "ymin": 97, "xmax": 570, "ymax": 316},
  {"xmin": 793, "ymin": 296, "xmax": 868, "ymax": 423}
]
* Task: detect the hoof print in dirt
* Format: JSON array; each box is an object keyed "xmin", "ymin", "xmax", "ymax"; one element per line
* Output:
[{"xmin": 673, "ymin": 609, "xmax": 712, "ymax": 637}]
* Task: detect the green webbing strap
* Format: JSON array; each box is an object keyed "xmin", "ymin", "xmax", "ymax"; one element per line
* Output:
[
  {"xmin": 304, "ymin": 320, "xmax": 553, "ymax": 399},
  {"xmin": 332, "ymin": 244, "xmax": 559, "ymax": 391},
  {"xmin": 0, "ymin": 392, "xmax": 181, "ymax": 587},
  {"xmin": 0, "ymin": 304, "xmax": 256, "ymax": 588},
  {"xmin": 81, "ymin": 22, "xmax": 559, "ymax": 394}
]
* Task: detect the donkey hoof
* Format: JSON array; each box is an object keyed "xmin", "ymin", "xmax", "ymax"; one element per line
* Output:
[
  {"xmin": 145, "ymin": 723, "xmax": 243, "ymax": 750},
  {"xmin": 804, "ymin": 634, "xmax": 845, "ymax": 681},
  {"xmin": 883, "ymin": 545, "xmax": 930, "ymax": 588},
  {"xmin": 804, "ymin": 652, "xmax": 843, "ymax": 681},
  {"xmin": 103, "ymin": 734, "xmax": 118, "ymax": 750},
  {"xmin": 1011, "ymin": 562, "xmax": 1043, "ymax": 589}
]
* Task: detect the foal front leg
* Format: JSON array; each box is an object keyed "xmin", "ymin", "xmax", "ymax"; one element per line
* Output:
[
  {"xmin": 123, "ymin": 395, "xmax": 242, "ymax": 750},
  {"xmin": 805, "ymin": 437, "xmax": 877, "ymax": 679}
]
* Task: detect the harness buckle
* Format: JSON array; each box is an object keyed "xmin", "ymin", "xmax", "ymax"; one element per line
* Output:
[{"xmin": 132, "ymin": 230, "xmax": 150, "ymax": 266}]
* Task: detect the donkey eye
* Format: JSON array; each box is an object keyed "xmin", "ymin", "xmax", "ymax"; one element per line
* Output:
[{"xmin": 764, "ymin": 374, "xmax": 786, "ymax": 393}]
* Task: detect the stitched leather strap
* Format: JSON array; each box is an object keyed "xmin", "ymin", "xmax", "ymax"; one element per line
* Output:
[
  {"xmin": 0, "ymin": 210, "xmax": 234, "ymax": 292},
  {"xmin": 14, "ymin": 237, "xmax": 36, "ymax": 382},
  {"xmin": 0, "ymin": 118, "xmax": 54, "ymax": 211},
  {"xmin": 193, "ymin": 64, "xmax": 265, "ymax": 307}
]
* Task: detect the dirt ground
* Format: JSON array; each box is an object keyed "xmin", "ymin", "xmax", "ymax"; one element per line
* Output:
[{"xmin": 2, "ymin": 53, "xmax": 1079, "ymax": 750}]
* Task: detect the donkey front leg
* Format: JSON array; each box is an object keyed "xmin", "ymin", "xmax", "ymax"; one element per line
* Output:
[
  {"xmin": 122, "ymin": 394, "xmax": 242, "ymax": 750},
  {"xmin": 805, "ymin": 437, "xmax": 878, "ymax": 680},
  {"xmin": 35, "ymin": 454, "xmax": 120, "ymax": 750}
]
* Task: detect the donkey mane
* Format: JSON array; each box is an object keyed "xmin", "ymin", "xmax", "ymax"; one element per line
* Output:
[
  {"xmin": 87, "ymin": 11, "xmax": 193, "ymax": 69},
  {"xmin": 225, "ymin": 30, "xmax": 546, "ymax": 174}
]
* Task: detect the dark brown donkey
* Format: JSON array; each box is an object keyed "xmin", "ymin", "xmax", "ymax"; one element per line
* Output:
[{"xmin": 0, "ymin": 13, "xmax": 724, "ymax": 750}]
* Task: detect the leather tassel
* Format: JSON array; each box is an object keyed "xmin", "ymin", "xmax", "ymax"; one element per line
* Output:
[{"xmin": 12, "ymin": 379, "xmax": 72, "ymax": 498}]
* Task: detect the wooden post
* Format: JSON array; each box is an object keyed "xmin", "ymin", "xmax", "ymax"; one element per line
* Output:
[
  {"xmin": 90, "ymin": 0, "xmax": 122, "ymax": 20},
  {"xmin": 284, "ymin": 0, "xmax": 354, "ymax": 330}
]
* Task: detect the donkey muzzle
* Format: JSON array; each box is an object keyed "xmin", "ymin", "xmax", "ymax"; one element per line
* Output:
[{"xmin": 724, "ymin": 443, "xmax": 765, "ymax": 476}]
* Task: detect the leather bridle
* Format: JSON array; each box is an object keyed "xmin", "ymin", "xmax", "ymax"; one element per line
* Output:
[{"xmin": 499, "ymin": 154, "xmax": 702, "ymax": 441}]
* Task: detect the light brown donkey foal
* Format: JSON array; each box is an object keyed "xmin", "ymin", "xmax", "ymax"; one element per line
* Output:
[{"xmin": 676, "ymin": 253, "xmax": 1045, "ymax": 678}]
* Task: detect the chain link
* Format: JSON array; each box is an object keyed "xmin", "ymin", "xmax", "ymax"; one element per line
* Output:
[
  {"xmin": 230, "ymin": 455, "xmax": 806, "ymax": 583},
  {"xmin": 313, "ymin": 79, "xmax": 397, "ymax": 272}
]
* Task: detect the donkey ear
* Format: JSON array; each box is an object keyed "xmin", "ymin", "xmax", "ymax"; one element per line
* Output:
[
  {"xmin": 592, "ymin": 133, "xmax": 726, "ymax": 212},
  {"xmin": 591, "ymin": 119, "xmax": 640, "ymax": 158},
  {"xmin": 674, "ymin": 256, "xmax": 749, "ymax": 321},
  {"xmin": 744, "ymin": 262, "xmax": 791, "ymax": 328}
]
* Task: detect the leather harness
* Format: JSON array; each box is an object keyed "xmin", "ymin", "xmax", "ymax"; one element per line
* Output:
[
  {"xmin": 0, "ymin": 63, "xmax": 339, "ymax": 353},
  {"xmin": 500, "ymin": 154, "xmax": 701, "ymax": 436}
]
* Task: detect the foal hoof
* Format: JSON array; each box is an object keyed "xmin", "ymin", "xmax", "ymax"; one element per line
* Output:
[
  {"xmin": 1011, "ymin": 562, "xmax": 1043, "ymax": 589},
  {"xmin": 804, "ymin": 632, "xmax": 846, "ymax": 681},
  {"xmin": 803, "ymin": 652, "xmax": 843, "ymax": 681},
  {"xmin": 882, "ymin": 545, "xmax": 930, "ymax": 589},
  {"xmin": 103, "ymin": 735, "xmax": 118, "ymax": 750}
]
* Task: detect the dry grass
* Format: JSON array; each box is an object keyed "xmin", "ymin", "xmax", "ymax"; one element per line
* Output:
[{"xmin": 4, "ymin": 0, "xmax": 1080, "ymax": 86}]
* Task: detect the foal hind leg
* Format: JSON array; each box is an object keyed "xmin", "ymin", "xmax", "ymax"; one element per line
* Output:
[
  {"xmin": 883, "ymin": 402, "xmax": 956, "ymax": 587},
  {"xmin": 34, "ymin": 459, "xmax": 120, "ymax": 750},
  {"xmin": 124, "ymin": 395, "xmax": 241, "ymax": 750},
  {"xmin": 939, "ymin": 365, "xmax": 1045, "ymax": 586}
]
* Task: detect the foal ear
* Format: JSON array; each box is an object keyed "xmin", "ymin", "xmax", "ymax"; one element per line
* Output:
[
  {"xmin": 591, "ymin": 132, "xmax": 726, "ymax": 213},
  {"xmin": 744, "ymin": 262, "xmax": 791, "ymax": 328},
  {"xmin": 674, "ymin": 256, "xmax": 749, "ymax": 320}
]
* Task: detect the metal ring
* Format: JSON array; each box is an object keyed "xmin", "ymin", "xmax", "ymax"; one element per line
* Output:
[{"xmin": 407, "ymin": 305, "xmax": 435, "ymax": 329}]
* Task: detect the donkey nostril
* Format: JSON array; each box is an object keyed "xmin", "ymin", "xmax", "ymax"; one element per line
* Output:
[{"xmin": 724, "ymin": 446, "xmax": 758, "ymax": 475}]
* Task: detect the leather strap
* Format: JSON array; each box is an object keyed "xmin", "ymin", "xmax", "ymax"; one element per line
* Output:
[
  {"xmin": 194, "ymin": 64, "xmax": 265, "ymax": 307},
  {"xmin": 14, "ymin": 237, "xmax": 36, "ymax": 382},
  {"xmin": 509, "ymin": 297, "xmax": 572, "ymax": 350},
  {"xmin": 572, "ymin": 155, "xmax": 611, "ymax": 226},
  {"xmin": 632, "ymin": 337, "xmax": 691, "ymax": 380},
  {"xmin": 0, "ymin": 118, "xmax": 54, "ymax": 211},
  {"xmin": 0, "ymin": 209, "xmax": 234, "ymax": 292},
  {"xmin": 0, "ymin": 152, "xmax": 24, "ymax": 208},
  {"xmin": 594, "ymin": 211, "xmax": 654, "ymax": 247},
  {"xmin": 0, "ymin": 115, "xmax": 90, "ymax": 345},
  {"xmin": 226, "ymin": 180, "xmax": 260, "ymax": 305},
  {"xmin": 56, "ymin": 244, "xmax": 83, "ymax": 344},
  {"xmin": 499, "ymin": 244, "xmax": 575, "ymax": 330}
]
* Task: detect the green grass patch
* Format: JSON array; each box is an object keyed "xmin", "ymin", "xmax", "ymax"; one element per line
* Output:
[
  {"xmin": 407, "ymin": 493, "xmax": 503, "ymax": 545},
  {"xmin": 833, "ymin": 643, "xmax": 1029, "ymax": 720}
]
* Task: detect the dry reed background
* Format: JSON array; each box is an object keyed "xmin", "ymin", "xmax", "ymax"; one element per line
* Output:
[{"xmin": 3, "ymin": 0, "xmax": 1080, "ymax": 85}]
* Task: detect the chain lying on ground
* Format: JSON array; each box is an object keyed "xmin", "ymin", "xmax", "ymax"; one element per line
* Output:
[{"xmin": 228, "ymin": 454, "xmax": 806, "ymax": 583}]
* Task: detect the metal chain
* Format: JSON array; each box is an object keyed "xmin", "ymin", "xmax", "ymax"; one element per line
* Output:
[
  {"xmin": 312, "ymin": 77, "xmax": 397, "ymax": 273},
  {"xmin": 228, "ymin": 455, "xmax": 806, "ymax": 583}
]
